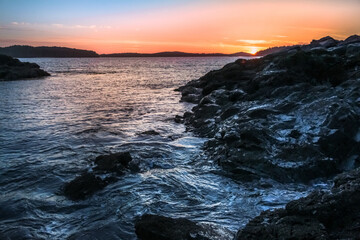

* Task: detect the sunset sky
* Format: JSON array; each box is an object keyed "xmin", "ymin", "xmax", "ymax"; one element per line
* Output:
[{"xmin": 0, "ymin": 0, "xmax": 359, "ymax": 54}]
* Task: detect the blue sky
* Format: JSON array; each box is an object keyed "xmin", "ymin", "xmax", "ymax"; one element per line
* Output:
[
  {"xmin": 0, "ymin": 0, "xmax": 201, "ymax": 24},
  {"xmin": 1, "ymin": 0, "xmax": 359, "ymax": 54}
]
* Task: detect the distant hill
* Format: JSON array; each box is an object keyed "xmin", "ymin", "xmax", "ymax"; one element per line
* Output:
[
  {"xmin": 0, "ymin": 45, "xmax": 256, "ymax": 58},
  {"xmin": 101, "ymin": 51, "xmax": 253, "ymax": 57},
  {"xmin": 0, "ymin": 45, "xmax": 99, "ymax": 58}
]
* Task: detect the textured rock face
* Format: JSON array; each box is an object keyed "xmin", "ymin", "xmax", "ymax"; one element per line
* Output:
[
  {"xmin": 135, "ymin": 214, "xmax": 232, "ymax": 240},
  {"xmin": 235, "ymin": 167, "xmax": 360, "ymax": 239},
  {"xmin": 0, "ymin": 54, "xmax": 50, "ymax": 80},
  {"xmin": 63, "ymin": 172, "xmax": 109, "ymax": 201},
  {"xmin": 135, "ymin": 214, "xmax": 207, "ymax": 240},
  {"xmin": 63, "ymin": 152, "xmax": 138, "ymax": 200},
  {"xmin": 179, "ymin": 35, "xmax": 360, "ymax": 183},
  {"xmin": 94, "ymin": 152, "xmax": 133, "ymax": 173}
]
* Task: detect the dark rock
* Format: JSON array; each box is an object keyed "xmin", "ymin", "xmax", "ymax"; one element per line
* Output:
[
  {"xmin": 94, "ymin": 152, "xmax": 132, "ymax": 173},
  {"xmin": 140, "ymin": 130, "xmax": 160, "ymax": 136},
  {"xmin": 62, "ymin": 152, "xmax": 138, "ymax": 200},
  {"xmin": 341, "ymin": 34, "xmax": 360, "ymax": 45},
  {"xmin": 63, "ymin": 172, "xmax": 108, "ymax": 201},
  {"xmin": 220, "ymin": 107, "xmax": 240, "ymax": 120},
  {"xmin": 135, "ymin": 214, "xmax": 206, "ymax": 240},
  {"xmin": 0, "ymin": 54, "xmax": 50, "ymax": 81},
  {"xmin": 175, "ymin": 115, "xmax": 184, "ymax": 123},
  {"xmin": 288, "ymin": 129, "xmax": 301, "ymax": 139},
  {"xmin": 135, "ymin": 214, "xmax": 232, "ymax": 240},
  {"xmin": 310, "ymin": 36, "xmax": 339, "ymax": 48},
  {"xmin": 236, "ymin": 167, "xmax": 360, "ymax": 240},
  {"xmin": 178, "ymin": 35, "xmax": 360, "ymax": 183},
  {"xmin": 180, "ymin": 85, "xmax": 202, "ymax": 103},
  {"xmin": 246, "ymin": 107, "xmax": 279, "ymax": 118}
]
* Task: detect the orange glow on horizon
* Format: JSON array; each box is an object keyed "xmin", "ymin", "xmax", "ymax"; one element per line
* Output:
[{"xmin": 1, "ymin": 1, "xmax": 359, "ymax": 54}]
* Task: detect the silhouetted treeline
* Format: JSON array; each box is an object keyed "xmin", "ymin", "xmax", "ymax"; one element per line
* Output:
[
  {"xmin": 0, "ymin": 46, "xmax": 99, "ymax": 58},
  {"xmin": 0, "ymin": 45, "xmax": 271, "ymax": 58},
  {"xmin": 101, "ymin": 51, "xmax": 253, "ymax": 57}
]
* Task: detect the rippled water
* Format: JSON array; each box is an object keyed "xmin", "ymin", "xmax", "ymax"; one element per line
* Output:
[{"xmin": 0, "ymin": 57, "xmax": 327, "ymax": 239}]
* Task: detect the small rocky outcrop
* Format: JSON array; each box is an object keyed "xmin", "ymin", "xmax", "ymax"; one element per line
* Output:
[
  {"xmin": 0, "ymin": 54, "xmax": 50, "ymax": 80},
  {"xmin": 135, "ymin": 214, "xmax": 232, "ymax": 240},
  {"xmin": 139, "ymin": 130, "xmax": 160, "ymax": 136},
  {"xmin": 235, "ymin": 167, "xmax": 360, "ymax": 239},
  {"xmin": 63, "ymin": 152, "xmax": 138, "ymax": 200},
  {"xmin": 179, "ymin": 35, "xmax": 360, "ymax": 183},
  {"xmin": 94, "ymin": 152, "xmax": 132, "ymax": 173},
  {"xmin": 63, "ymin": 173, "xmax": 110, "ymax": 201}
]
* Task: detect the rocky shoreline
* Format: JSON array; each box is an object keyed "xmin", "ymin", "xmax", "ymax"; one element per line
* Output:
[
  {"xmin": 168, "ymin": 35, "xmax": 360, "ymax": 239},
  {"xmin": 177, "ymin": 35, "xmax": 360, "ymax": 183},
  {"xmin": 0, "ymin": 54, "xmax": 50, "ymax": 81},
  {"xmin": 236, "ymin": 167, "xmax": 360, "ymax": 239},
  {"xmin": 54, "ymin": 35, "xmax": 359, "ymax": 239}
]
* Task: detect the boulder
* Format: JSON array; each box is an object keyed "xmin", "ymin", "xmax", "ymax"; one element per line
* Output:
[
  {"xmin": 135, "ymin": 214, "xmax": 232, "ymax": 240},
  {"xmin": 94, "ymin": 152, "xmax": 132, "ymax": 173},
  {"xmin": 140, "ymin": 130, "xmax": 160, "ymax": 136},
  {"xmin": 235, "ymin": 167, "xmax": 360, "ymax": 239},
  {"xmin": 135, "ymin": 214, "xmax": 207, "ymax": 240},
  {"xmin": 63, "ymin": 172, "xmax": 108, "ymax": 201},
  {"xmin": 63, "ymin": 152, "xmax": 138, "ymax": 200}
]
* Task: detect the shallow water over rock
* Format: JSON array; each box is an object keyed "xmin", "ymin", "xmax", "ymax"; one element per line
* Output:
[{"xmin": 0, "ymin": 57, "xmax": 328, "ymax": 239}]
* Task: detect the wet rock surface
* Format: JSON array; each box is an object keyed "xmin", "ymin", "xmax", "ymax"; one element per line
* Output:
[
  {"xmin": 0, "ymin": 54, "xmax": 50, "ymax": 80},
  {"xmin": 179, "ymin": 35, "xmax": 360, "ymax": 183},
  {"xmin": 63, "ymin": 152, "xmax": 138, "ymax": 200},
  {"xmin": 235, "ymin": 167, "xmax": 360, "ymax": 240},
  {"xmin": 135, "ymin": 214, "xmax": 232, "ymax": 240},
  {"xmin": 63, "ymin": 172, "xmax": 109, "ymax": 201},
  {"xmin": 94, "ymin": 152, "xmax": 132, "ymax": 173}
]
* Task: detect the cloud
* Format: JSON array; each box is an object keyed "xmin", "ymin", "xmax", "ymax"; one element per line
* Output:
[
  {"xmin": 52, "ymin": 23, "xmax": 64, "ymax": 28},
  {"xmin": 11, "ymin": 21, "xmax": 30, "ymax": 26},
  {"xmin": 236, "ymin": 40, "xmax": 268, "ymax": 44}
]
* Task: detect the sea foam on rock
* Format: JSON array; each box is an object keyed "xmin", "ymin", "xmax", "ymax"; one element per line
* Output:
[{"xmin": 179, "ymin": 35, "xmax": 360, "ymax": 183}]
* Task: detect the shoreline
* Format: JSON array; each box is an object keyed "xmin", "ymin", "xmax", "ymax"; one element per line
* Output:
[
  {"xmin": 171, "ymin": 34, "xmax": 360, "ymax": 239},
  {"xmin": 0, "ymin": 35, "xmax": 359, "ymax": 239}
]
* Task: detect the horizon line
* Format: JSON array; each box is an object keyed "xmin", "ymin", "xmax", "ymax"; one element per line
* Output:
[{"xmin": 0, "ymin": 44, "xmax": 293, "ymax": 56}]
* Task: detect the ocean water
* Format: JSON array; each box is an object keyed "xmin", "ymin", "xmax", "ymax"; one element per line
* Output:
[{"xmin": 0, "ymin": 57, "xmax": 324, "ymax": 239}]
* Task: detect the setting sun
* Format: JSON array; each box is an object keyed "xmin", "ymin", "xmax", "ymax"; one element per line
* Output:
[
  {"xmin": 1, "ymin": 1, "xmax": 360, "ymax": 239},
  {"xmin": 248, "ymin": 46, "xmax": 260, "ymax": 55}
]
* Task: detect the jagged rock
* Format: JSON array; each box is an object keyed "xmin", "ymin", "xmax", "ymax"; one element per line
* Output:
[
  {"xmin": 135, "ymin": 214, "xmax": 232, "ymax": 240},
  {"xmin": 135, "ymin": 214, "xmax": 207, "ymax": 240},
  {"xmin": 175, "ymin": 115, "xmax": 184, "ymax": 123},
  {"xmin": 340, "ymin": 34, "xmax": 360, "ymax": 45},
  {"xmin": 235, "ymin": 167, "xmax": 360, "ymax": 239},
  {"xmin": 63, "ymin": 173, "xmax": 109, "ymax": 201},
  {"xmin": 310, "ymin": 36, "xmax": 339, "ymax": 48},
  {"xmin": 140, "ymin": 130, "xmax": 160, "ymax": 136},
  {"xmin": 179, "ymin": 35, "xmax": 360, "ymax": 183},
  {"xmin": 63, "ymin": 152, "xmax": 138, "ymax": 200},
  {"xmin": 0, "ymin": 54, "xmax": 50, "ymax": 80},
  {"xmin": 94, "ymin": 152, "xmax": 132, "ymax": 173}
]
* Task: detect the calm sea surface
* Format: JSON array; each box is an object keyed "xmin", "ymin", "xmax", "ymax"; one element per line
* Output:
[{"xmin": 0, "ymin": 57, "xmax": 323, "ymax": 239}]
